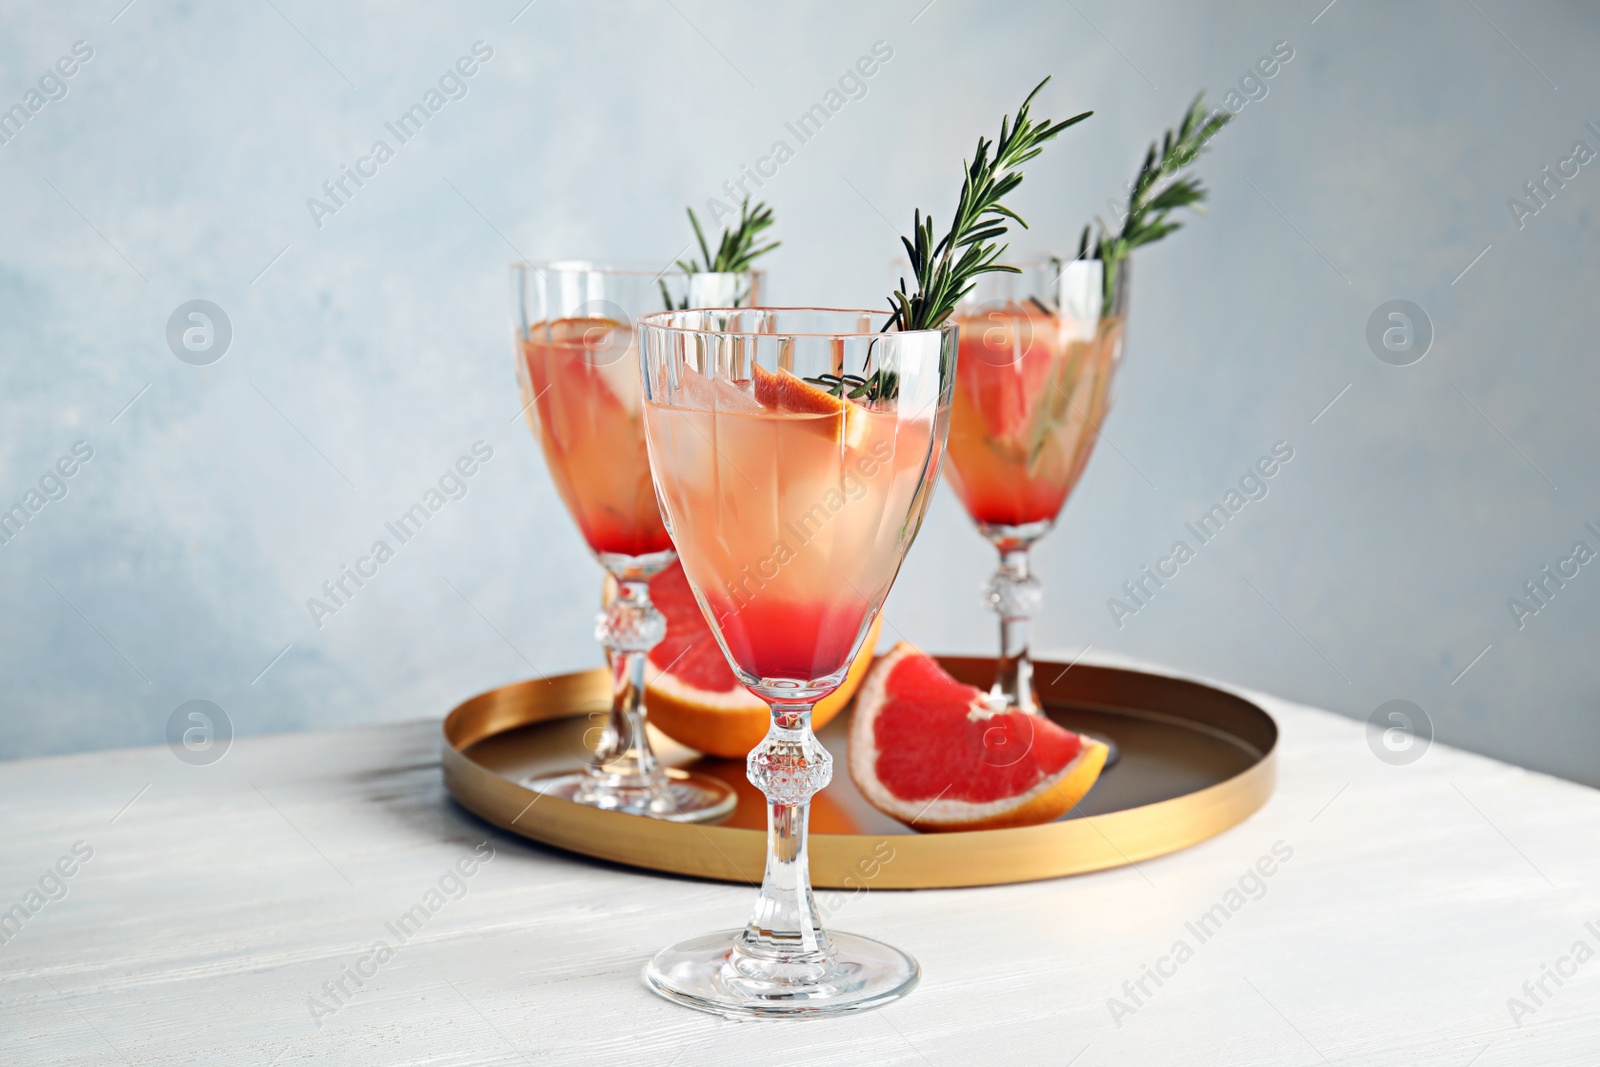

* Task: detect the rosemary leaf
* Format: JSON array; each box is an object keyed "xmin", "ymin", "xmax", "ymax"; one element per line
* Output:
[
  {"xmin": 663, "ymin": 197, "xmax": 780, "ymax": 310},
  {"xmin": 884, "ymin": 77, "xmax": 1091, "ymax": 334},
  {"xmin": 677, "ymin": 198, "xmax": 780, "ymax": 275},
  {"xmin": 1081, "ymin": 93, "xmax": 1231, "ymax": 305}
]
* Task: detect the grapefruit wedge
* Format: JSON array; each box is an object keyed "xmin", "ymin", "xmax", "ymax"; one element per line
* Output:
[
  {"xmin": 955, "ymin": 302, "xmax": 1060, "ymax": 443},
  {"xmin": 606, "ymin": 561, "xmax": 880, "ymax": 758},
  {"xmin": 751, "ymin": 364, "xmax": 868, "ymax": 447},
  {"xmin": 523, "ymin": 316, "xmax": 637, "ymax": 411},
  {"xmin": 848, "ymin": 642, "xmax": 1109, "ymax": 832}
]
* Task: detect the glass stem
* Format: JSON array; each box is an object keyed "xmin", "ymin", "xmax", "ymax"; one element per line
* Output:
[
  {"xmin": 737, "ymin": 704, "xmax": 833, "ymax": 977},
  {"xmin": 589, "ymin": 578, "xmax": 665, "ymax": 785},
  {"xmin": 986, "ymin": 547, "xmax": 1043, "ymax": 716}
]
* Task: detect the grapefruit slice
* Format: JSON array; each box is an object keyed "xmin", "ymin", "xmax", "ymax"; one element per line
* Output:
[
  {"xmin": 848, "ymin": 642, "xmax": 1109, "ymax": 831},
  {"xmin": 605, "ymin": 561, "xmax": 880, "ymax": 758},
  {"xmin": 751, "ymin": 364, "xmax": 867, "ymax": 447},
  {"xmin": 954, "ymin": 302, "xmax": 1060, "ymax": 442},
  {"xmin": 525, "ymin": 317, "xmax": 638, "ymax": 411}
]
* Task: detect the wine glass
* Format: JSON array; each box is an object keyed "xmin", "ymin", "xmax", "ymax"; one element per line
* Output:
[
  {"xmin": 638, "ymin": 306, "xmax": 955, "ymax": 1017},
  {"xmin": 510, "ymin": 262, "xmax": 764, "ymax": 822},
  {"xmin": 944, "ymin": 258, "xmax": 1129, "ymax": 715}
]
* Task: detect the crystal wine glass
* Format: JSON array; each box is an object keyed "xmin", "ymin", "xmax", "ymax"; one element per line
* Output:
[
  {"xmin": 511, "ymin": 262, "xmax": 764, "ymax": 821},
  {"xmin": 944, "ymin": 258, "xmax": 1129, "ymax": 715},
  {"xmin": 638, "ymin": 307, "xmax": 955, "ymax": 1017}
]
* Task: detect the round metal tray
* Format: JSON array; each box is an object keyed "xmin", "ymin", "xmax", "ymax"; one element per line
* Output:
[{"xmin": 441, "ymin": 656, "xmax": 1276, "ymax": 889}]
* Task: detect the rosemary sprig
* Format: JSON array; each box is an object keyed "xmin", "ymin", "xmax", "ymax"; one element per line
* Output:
[
  {"xmin": 1078, "ymin": 93, "xmax": 1230, "ymax": 306},
  {"xmin": 682, "ymin": 197, "xmax": 778, "ymax": 274},
  {"xmin": 660, "ymin": 197, "xmax": 779, "ymax": 310},
  {"xmin": 801, "ymin": 369, "xmax": 900, "ymax": 403},
  {"xmin": 885, "ymin": 78, "xmax": 1091, "ymax": 333}
]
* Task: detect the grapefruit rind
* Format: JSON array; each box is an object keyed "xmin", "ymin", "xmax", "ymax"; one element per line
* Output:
[
  {"xmin": 751, "ymin": 365, "xmax": 868, "ymax": 448},
  {"xmin": 644, "ymin": 621, "xmax": 878, "ymax": 759},
  {"xmin": 847, "ymin": 642, "xmax": 1109, "ymax": 832},
  {"xmin": 613, "ymin": 563, "xmax": 883, "ymax": 759}
]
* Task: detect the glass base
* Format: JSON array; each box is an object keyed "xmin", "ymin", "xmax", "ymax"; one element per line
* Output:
[
  {"xmin": 521, "ymin": 768, "xmax": 735, "ymax": 823},
  {"xmin": 644, "ymin": 929, "xmax": 920, "ymax": 1019}
]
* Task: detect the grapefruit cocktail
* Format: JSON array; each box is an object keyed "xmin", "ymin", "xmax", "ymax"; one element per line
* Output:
[
  {"xmin": 645, "ymin": 367, "xmax": 937, "ymax": 687},
  {"xmin": 519, "ymin": 316, "xmax": 671, "ymax": 560},
  {"xmin": 639, "ymin": 307, "xmax": 955, "ymax": 1018},
  {"xmin": 945, "ymin": 258, "xmax": 1128, "ymax": 715},
  {"xmin": 511, "ymin": 262, "xmax": 764, "ymax": 822}
]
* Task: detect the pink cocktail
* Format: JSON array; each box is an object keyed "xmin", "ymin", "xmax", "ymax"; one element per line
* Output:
[
  {"xmin": 519, "ymin": 316, "xmax": 672, "ymax": 560},
  {"xmin": 511, "ymin": 263, "xmax": 764, "ymax": 822},
  {"xmin": 944, "ymin": 259, "xmax": 1129, "ymax": 715},
  {"xmin": 639, "ymin": 307, "xmax": 955, "ymax": 1018}
]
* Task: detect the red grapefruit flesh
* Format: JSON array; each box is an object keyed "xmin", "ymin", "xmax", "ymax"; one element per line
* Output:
[
  {"xmin": 848, "ymin": 642, "xmax": 1109, "ymax": 831},
  {"xmin": 953, "ymin": 303, "xmax": 1060, "ymax": 441}
]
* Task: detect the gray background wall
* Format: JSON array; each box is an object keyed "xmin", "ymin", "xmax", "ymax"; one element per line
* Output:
[{"xmin": 2, "ymin": 1, "xmax": 1596, "ymax": 786}]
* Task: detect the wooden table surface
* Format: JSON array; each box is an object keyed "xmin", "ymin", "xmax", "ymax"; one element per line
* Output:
[{"xmin": 2, "ymin": 671, "xmax": 1597, "ymax": 1066}]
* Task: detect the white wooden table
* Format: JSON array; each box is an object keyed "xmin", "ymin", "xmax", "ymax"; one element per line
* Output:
[{"xmin": 3, "ymin": 672, "xmax": 1597, "ymax": 1066}]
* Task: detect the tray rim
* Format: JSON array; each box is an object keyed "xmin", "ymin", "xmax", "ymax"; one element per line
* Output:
[{"xmin": 441, "ymin": 656, "xmax": 1278, "ymax": 890}]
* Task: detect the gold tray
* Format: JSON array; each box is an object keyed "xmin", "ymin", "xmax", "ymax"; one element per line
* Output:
[{"xmin": 441, "ymin": 656, "xmax": 1276, "ymax": 889}]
